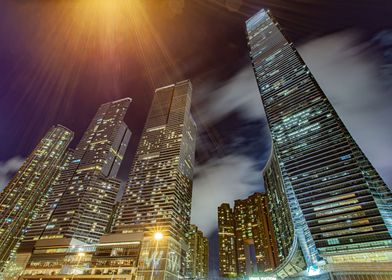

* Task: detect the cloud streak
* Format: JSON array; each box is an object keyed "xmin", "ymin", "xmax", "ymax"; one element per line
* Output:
[
  {"xmin": 0, "ymin": 156, "xmax": 24, "ymax": 192},
  {"xmin": 191, "ymin": 30, "xmax": 392, "ymax": 239},
  {"xmin": 191, "ymin": 155, "xmax": 264, "ymax": 235},
  {"xmin": 194, "ymin": 65, "xmax": 265, "ymax": 126},
  {"xmin": 298, "ymin": 30, "xmax": 392, "ymax": 186}
]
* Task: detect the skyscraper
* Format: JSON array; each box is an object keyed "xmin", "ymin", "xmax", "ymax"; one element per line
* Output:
[
  {"xmin": 39, "ymin": 98, "xmax": 131, "ymax": 243},
  {"xmin": 0, "ymin": 125, "xmax": 73, "ymax": 269},
  {"xmin": 247, "ymin": 9, "xmax": 392, "ymax": 274},
  {"xmin": 16, "ymin": 98, "xmax": 131, "ymax": 273},
  {"xmin": 185, "ymin": 224, "xmax": 209, "ymax": 279},
  {"xmin": 263, "ymin": 152, "xmax": 307, "ymax": 279},
  {"xmin": 218, "ymin": 193, "xmax": 280, "ymax": 278},
  {"xmin": 218, "ymin": 203, "xmax": 238, "ymax": 278},
  {"xmin": 114, "ymin": 80, "xmax": 196, "ymax": 279}
]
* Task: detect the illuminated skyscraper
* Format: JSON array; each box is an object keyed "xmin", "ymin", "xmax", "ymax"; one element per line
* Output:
[
  {"xmin": 218, "ymin": 193, "xmax": 279, "ymax": 278},
  {"xmin": 247, "ymin": 9, "xmax": 392, "ymax": 273},
  {"xmin": 39, "ymin": 98, "xmax": 131, "ymax": 244},
  {"xmin": 114, "ymin": 80, "xmax": 196, "ymax": 279},
  {"xmin": 17, "ymin": 149, "xmax": 75, "ymax": 255},
  {"xmin": 234, "ymin": 193, "xmax": 279, "ymax": 275},
  {"xmin": 218, "ymin": 203, "xmax": 238, "ymax": 278},
  {"xmin": 16, "ymin": 98, "xmax": 131, "ymax": 272},
  {"xmin": 0, "ymin": 125, "xmax": 73, "ymax": 269},
  {"xmin": 185, "ymin": 225, "xmax": 209, "ymax": 279},
  {"xmin": 263, "ymin": 152, "xmax": 307, "ymax": 279}
]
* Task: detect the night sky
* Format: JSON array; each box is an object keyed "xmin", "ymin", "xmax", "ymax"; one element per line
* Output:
[{"xmin": 1, "ymin": 0, "xmax": 392, "ymax": 277}]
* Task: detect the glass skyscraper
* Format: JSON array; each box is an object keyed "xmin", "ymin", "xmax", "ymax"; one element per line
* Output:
[
  {"xmin": 36, "ymin": 98, "xmax": 131, "ymax": 244},
  {"xmin": 247, "ymin": 9, "xmax": 392, "ymax": 273},
  {"xmin": 0, "ymin": 125, "xmax": 73, "ymax": 270},
  {"xmin": 114, "ymin": 80, "xmax": 196, "ymax": 280},
  {"xmin": 16, "ymin": 98, "xmax": 131, "ymax": 274}
]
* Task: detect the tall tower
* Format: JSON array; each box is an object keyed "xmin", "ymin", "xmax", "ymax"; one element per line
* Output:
[
  {"xmin": 114, "ymin": 80, "xmax": 196, "ymax": 279},
  {"xmin": 0, "ymin": 125, "xmax": 73, "ymax": 269},
  {"xmin": 20, "ymin": 98, "xmax": 131, "ymax": 248},
  {"xmin": 247, "ymin": 9, "xmax": 392, "ymax": 272}
]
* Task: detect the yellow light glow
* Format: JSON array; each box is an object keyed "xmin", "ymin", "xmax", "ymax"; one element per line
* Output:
[{"xmin": 154, "ymin": 232, "xmax": 163, "ymax": 241}]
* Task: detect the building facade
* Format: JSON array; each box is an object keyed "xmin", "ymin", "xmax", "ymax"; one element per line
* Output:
[
  {"xmin": 16, "ymin": 98, "xmax": 132, "ymax": 275},
  {"xmin": 218, "ymin": 193, "xmax": 280, "ymax": 278},
  {"xmin": 17, "ymin": 82, "xmax": 196, "ymax": 280},
  {"xmin": 113, "ymin": 80, "xmax": 197, "ymax": 280},
  {"xmin": 234, "ymin": 193, "xmax": 279, "ymax": 275},
  {"xmin": 0, "ymin": 125, "xmax": 73, "ymax": 270},
  {"xmin": 185, "ymin": 225, "xmax": 209, "ymax": 279},
  {"xmin": 39, "ymin": 98, "xmax": 131, "ymax": 244},
  {"xmin": 263, "ymin": 151, "xmax": 307, "ymax": 279},
  {"xmin": 247, "ymin": 9, "xmax": 392, "ymax": 274},
  {"xmin": 218, "ymin": 203, "xmax": 238, "ymax": 278}
]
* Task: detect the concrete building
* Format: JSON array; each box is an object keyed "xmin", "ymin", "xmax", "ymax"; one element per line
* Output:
[
  {"xmin": 218, "ymin": 193, "xmax": 280, "ymax": 278},
  {"xmin": 185, "ymin": 225, "xmax": 208, "ymax": 279},
  {"xmin": 218, "ymin": 203, "xmax": 237, "ymax": 278}
]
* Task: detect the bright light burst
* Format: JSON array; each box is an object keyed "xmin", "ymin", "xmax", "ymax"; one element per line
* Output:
[{"xmin": 3, "ymin": 0, "xmax": 182, "ymax": 133}]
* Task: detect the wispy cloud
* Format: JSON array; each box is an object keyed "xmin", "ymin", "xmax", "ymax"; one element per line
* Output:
[
  {"xmin": 191, "ymin": 155, "xmax": 264, "ymax": 235},
  {"xmin": 194, "ymin": 65, "xmax": 265, "ymax": 125},
  {"xmin": 298, "ymin": 30, "xmax": 392, "ymax": 185},
  {"xmin": 191, "ymin": 30, "xmax": 392, "ymax": 239},
  {"xmin": 0, "ymin": 156, "xmax": 24, "ymax": 192}
]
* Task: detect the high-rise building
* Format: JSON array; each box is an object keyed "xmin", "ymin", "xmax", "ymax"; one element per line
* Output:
[
  {"xmin": 16, "ymin": 98, "xmax": 131, "ymax": 275},
  {"xmin": 263, "ymin": 152, "xmax": 307, "ymax": 279},
  {"xmin": 263, "ymin": 153, "xmax": 294, "ymax": 263},
  {"xmin": 18, "ymin": 82, "xmax": 196, "ymax": 280},
  {"xmin": 218, "ymin": 203, "xmax": 238, "ymax": 278},
  {"xmin": 218, "ymin": 193, "xmax": 280, "ymax": 278},
  {"xmin": 112, "ymin": 80, "xmax": 196, "ymax": 279},
  {"xmin": 38, "ymin": 98, "xmax": 131, "ymax": 243},
  {"xmin": 185, "ymin": 225, "xmax": 209, "ymax": 279},
  {"xmin": 0, "ymin": 125, "xmax": 73, "ymax": 269},
  {"xmin": 247, "ymin": 9, "xmax": 392, "ymax": 274},
  {"xmin": 16, "ymin": 149, "xmax": 75, "ymax": 255},
  {"xmin": 234, "ymin": 193, "xmax": 279, "ymax": 275}
]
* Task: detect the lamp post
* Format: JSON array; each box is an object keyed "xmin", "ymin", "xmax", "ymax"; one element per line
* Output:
[
  {"xmin": 70, "ymin": 252, "xmax": 85, "ymax": 280},
  {"xmin": 150, "ymin": 232, "xmax": 163, "ymax": 280}
]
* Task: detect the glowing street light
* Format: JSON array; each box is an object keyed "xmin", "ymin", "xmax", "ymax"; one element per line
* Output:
[
  {"xmin": 151, "ymin": 232, "xmax": 164, "ymax": 280},
  {"xmin": 154, "ymin": 232, "xmax": 163, "ymax": 241}
]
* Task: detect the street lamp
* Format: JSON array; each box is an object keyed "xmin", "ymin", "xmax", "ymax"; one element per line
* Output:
[
  {"xmin": 154, "ymin": 232, "xmax": 163, "ymax": 241},
  {"xmin": 150, "ymin": 232, "xmax": 163, "ymax": 280}
]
